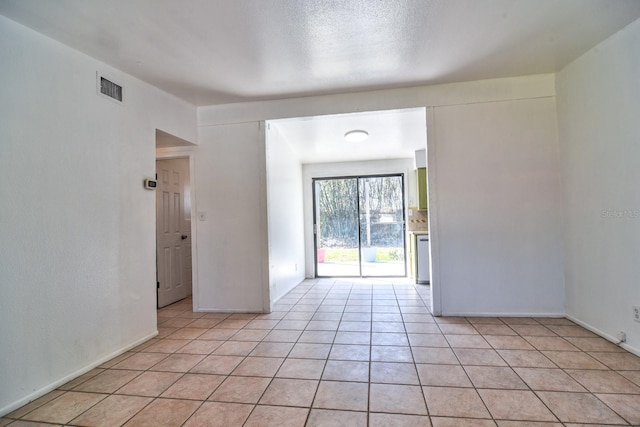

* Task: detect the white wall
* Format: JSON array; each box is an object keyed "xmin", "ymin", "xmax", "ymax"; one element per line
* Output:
[
  {"xmin": 0, "ymin": 16, "xmax": 197, "ymax": 415},
  {"xmin": 194, "ymin": 122, "xmax": 269, "ymax": 312},
  {"xmin": 431, "ymin": 97, "xmax": 565, "ymax": 316},
  {"xmin": 199, "ymin": 74, "xmax": 563, "ymax": 317},
  {"xmin": 265, "ymin": 124, "xmax": 306, "ymax": 302},
  {"xmin": 557, "ymin": 18, "xmax": 640, "ymax": 353},
  {"xmin": 302, "ymin": 159, "xmax": 415, "ymax": 278}
]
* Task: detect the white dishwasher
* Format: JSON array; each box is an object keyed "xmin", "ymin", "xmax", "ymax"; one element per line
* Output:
[{"xmin": 417, "ymin": 235, "xmax": 430, "ymax": 284}]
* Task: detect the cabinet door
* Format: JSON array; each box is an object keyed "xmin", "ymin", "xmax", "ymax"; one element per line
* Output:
[{"xmin": 417, "ymin": 167, "xmax": 428, "ymax": 210}]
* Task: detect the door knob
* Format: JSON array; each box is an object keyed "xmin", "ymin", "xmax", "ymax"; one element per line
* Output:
[{"xmin": 181, "ymin": 235, "xmax": 188, "ymax": 240}]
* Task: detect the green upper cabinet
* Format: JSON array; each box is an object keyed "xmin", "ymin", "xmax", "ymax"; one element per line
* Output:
[{"xmin": 417, "ymin": 167, "xmax": 427, "ymax": 210}]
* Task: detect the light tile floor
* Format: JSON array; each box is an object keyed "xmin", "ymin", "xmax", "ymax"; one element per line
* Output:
[{"xmin": 3, "ymin": 278, "xmax": 640, "ymax": 426}]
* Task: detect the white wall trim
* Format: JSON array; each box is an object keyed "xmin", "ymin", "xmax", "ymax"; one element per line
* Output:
[
  {"xmin": 425, "ymin": 106, "xmax": 441, "ymax": 316},
  {"xmin": 0, "ymin": 331, "xmax": 158, "ymax": 417},
  {"xmin": 155, "ymin": 147, "xmax": 199, "ymax": 311},
  {"xmin": 257, "ymin": 121, "xmax": 272, "ymax": 313},
  {"xmin": 566, "ymin": 314, "xmax": 640, "ymax": 357}
]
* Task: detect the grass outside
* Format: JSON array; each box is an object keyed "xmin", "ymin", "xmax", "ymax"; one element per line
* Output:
[{"xmin": 322, "ymin": 247, "xmax": 404, "ymax": 263}]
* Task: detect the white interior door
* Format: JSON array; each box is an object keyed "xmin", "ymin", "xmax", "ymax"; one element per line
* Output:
[{"xmin": 156, "ymin": 158, "xmax": 191, "ymax": 308}]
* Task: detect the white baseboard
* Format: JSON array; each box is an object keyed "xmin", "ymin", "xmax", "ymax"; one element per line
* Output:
[
  {"xmin": 440, "ymin": 312, "xmax": 566, "ymax": 318},
  {"xmin": 565, "ymin": 314, "xmax": 640, "ymax": 357},
  {"xmin": 0, "ymin": 330, "xmax": 158, "ymax": 417}
]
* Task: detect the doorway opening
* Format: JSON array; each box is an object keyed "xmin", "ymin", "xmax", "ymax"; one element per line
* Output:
[{"xmin": 313, "ymin": 174, "xmax": 406, "ymax": 278}]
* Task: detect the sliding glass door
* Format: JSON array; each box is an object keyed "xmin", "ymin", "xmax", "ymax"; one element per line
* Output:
[{"xmin": 314, "ymin": 174, "xmax": 406, "ymax": 277}]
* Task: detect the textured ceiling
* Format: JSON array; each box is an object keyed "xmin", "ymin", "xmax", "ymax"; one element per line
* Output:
[{"xmin": 1, "ymin": 0, "xmax": 640, "ymax": 106}]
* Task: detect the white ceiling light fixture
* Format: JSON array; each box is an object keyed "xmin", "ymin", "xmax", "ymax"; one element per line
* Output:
[{"xmin": 344, "ymin": 130, "xmax": 369, "ymax": 142}]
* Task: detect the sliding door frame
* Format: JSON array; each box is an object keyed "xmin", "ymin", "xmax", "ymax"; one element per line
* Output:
[{"xmin": 312, "ymin": 173, "xmax": 407, "ymax": 278}]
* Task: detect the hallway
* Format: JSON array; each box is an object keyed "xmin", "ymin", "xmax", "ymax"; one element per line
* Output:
[{"xmin": 3, "ymin": 278, "xmax": 640, "ymax": 426}]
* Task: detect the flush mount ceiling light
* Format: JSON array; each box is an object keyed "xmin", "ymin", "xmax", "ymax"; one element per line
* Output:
[{"xmin": 344, "ymin": 130, "xmax": 369, "ymax": 142}]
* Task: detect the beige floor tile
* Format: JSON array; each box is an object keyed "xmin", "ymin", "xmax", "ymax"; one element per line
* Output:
[
  {"xmin": 98, "ymin": 352, "xmax": 135, "ymax": 368},
  {"xmin": 187, "ymin": 318, "xmax": 223, "ymax": 329},
  {"xmin": 228, "ymin": 329, "xmax": 270, "ymax": 342},
  {"xmin": 190, "ymin": 354, "xmax": 244, "ymax": 375},
  {"xmin": 445, "ymin": 334, "xmax": 491, "ymax": 349},
  {"xmin": 6, "ymin": 390, "xmax": 65, "ymax": 419},
  {"xmin": 249, "ymin": 342, "xmax": 294, "ymax": 357},
  {"xmin": 306, "ymin": 320, "xmax": 340, "ymax": 331},
  {"xmin": 596, "ymin": 393, "xmax": 640, "ymax": 425},
  {"xmin": 369, "ymin": 412, "xmax": 431, "ymax": 427},
  {"xmin": 288, "ymin": 343, "xmax": 331, "ymax": 359},
  {"xmin": 372, "ymin": 321, "xmax": 405, "ymax": 333},
  {"xmin": 73, "ymin": 369, "xmax": 140, "ymax": 393},
  {"xmin": 150, "ymin": 353, "xmax": 205, "ymax": 372},
  {"xmin": 338, "ymin": 321, "xmax": 371, "ymax": 332},
  {"xmin": 412, "ymin": 347, "xmax": 459, "ymax": 364},
  {"xmin": 371, "ymin": 345, "xmax": 414, "ymax": 362},
  {"xmin": 541, "ymin": 351, "xmax": 608, "ymax": 370},
  {"xmin": 22, "ymin": 392, "xmax": 107, "ymax": 424},
  {"xmin": 274, "ymin": 319, "xmax": 309, "ymax": 330},
  {"xmin": 70, "ymin": 394, "xmax": 151, "ymax": 427},
  {"xmin": 479, "ymin": 389, "xmax": 557, "ymax": 422},
  {"xmin": 245, "ymin": 319, "xmax": 280, "ymax": 329},
  {"xmin": 371, "ymin": 332, "xmax": 410, "ymax": 346},
  {"xmin": 243, "ymin": 405, "xmax": 309, "ymax": 427},
  {"xmin": 216, "ymin": 319, "xmax": 251, "ymax": 329},
  {"xmin": 143, "ymin": 339, "xmax": 191, "ymax": 353},
  {"xmin": 509, "ymin": 324, "xmax": 556, "ymax": 336},
  {"xmin": 307, "ymin": 409, "xmax": 367, "ymax": 427},
  {"xmin": 619, "ymin": 369, "xmax": 640, "ymax": 386},
  {"xmin": 513, "ymin": 368, "xmax": 586, "ymax": 392},
  {"xmin": 123, "ymin": 398, "xmax": 200, "ymax": 427},
  {"xmin": 465, "ymin": 366, "xmax": 528, "ymax": 389},
  {"xmin": 369, "ymin": 383, "xmax": 427, "ymax": 415},
  {"xmin": 259, "ymin": 378, "xmax": 319, "ymax": 407},
  {"xmin": 198, "ymin": 328, "xmax": 238, "ymax": 341},
  {"xmin": 313, "ymin": 381, "xmax": 369, "ymax": 411},
  {"xmin": 166, "ymin": 327, "xmax": 207, "ymax": 340},
  {"xmin": 116, "ymin": 371, "xmax": 182, "ymax": 397},
  {"xmin": 431, "ymin": 417, "xmax": 496, "ymax": 427},
  {"xmin": 566, "ymin": 368, "xmax": 640, "ymax": 393},
  {"xmin": 563, "ymin": 336, "xmax": 626, "ymax": 352},
  {"xmin": 263, "ymin": 329, "xmax": 303, "ymax": 342},
  {"xmin": 322, "ymin": 360, "xmax": 369, "ymax": 382},
  {"xmin": 276, "ymin": 358, "xmax": 326, "ymax": 379},
  {"xmin": 370, "ymin": 362, "xmax": 420, "ymax": 385},
  {"xmin": 329, "ymin": 344, "xmax": 370, "ymax": 361},
  {"xmin": 232, "ymin": 356, "xmax": 283, "ymax": 377},
  {"xmin": 545, "ymin": 325, "xmax": 597, "ymax": 337},
  {"xmin": 423, "ymin": 386, "xmax": 491, "ymax": 418},
  {"xmin": 208, "ymin": 376, "xmax": 271, "ymax": 404},
  {"xmin": 589, "ymin": 351, "xmax": 640, "ymax": 370},
  {"xmin": 160, "ymin": 373, "xmax": 225, "ymax": 400},
  {"xmin": 57, "ymin": 368, "xmax": 105, "ymax": 390},
  {"xmin": 404, "ymin": 323, "xmax": 441, "ymax": 334},
  {"xmin": 485, "ymin": 335, "xmax": 535, "ymax": 350},
  {"xmin": 0, "ymin": 419, "xmax": 13, "ymax": 426},
  {"xmin": 408, "ymin": 333, "xmax": 450, "ymax": 347},
  {"xmin": 474, "ymin": 324, "xmax": 517, "ymax": 336},
  {"xmin": 298, "ymin": 330, "xmax": 336, "ymax": 343},
  {"xmin": 536, "ymin": 391, "xmax": 626, "ymax": 424},
  {"xmin": 439, "ymin": 324, "xmax": 479, "ymax": 335},
  {"xmin": 211, "ymin": 340, "xmax": 258, "ymax": 356},
  {"xmin": 454, "ymin": 348, "xmax": 507, "ymax": 366},
  {"xmin": 523, "ymin": 336, "xmax": 578, "ymax": 351},
  {"xmin": 497, "ymin": 350, "xmax": 556, "ymax": 368},
  {"xmin": 334, "ymin": 331, "xmax": 371, "ymax": 345},
  {"xmin": 3, "ymin": 421, "xmax": 64, "ymax": 426},
  {"xmin": 434, "ymin": 317, "xmax": 470, "ymax": 325},
  {"xmin": 416, "ymin": 364, "xmax": 473, "ymax": 387},
  {"xmin": 111, "ymin": 352, "xmax": 168, "ymax": 370},
  {"xmin": 495, "ymin": 422, "xmax": 561, "ymax": 427},
  {"xmin": 175, "ymin": 339, "xmax": 223, "ymax": 354}
]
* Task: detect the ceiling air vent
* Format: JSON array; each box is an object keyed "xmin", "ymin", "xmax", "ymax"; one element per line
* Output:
[{"xmin": 97, "ymin": 72, "xmax": 123, "ymax": 103}]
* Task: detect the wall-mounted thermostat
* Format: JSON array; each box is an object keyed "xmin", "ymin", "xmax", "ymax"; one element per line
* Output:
[{"xmin": 144, "ymin": 179, "xmax": 157, "ymax": 190}]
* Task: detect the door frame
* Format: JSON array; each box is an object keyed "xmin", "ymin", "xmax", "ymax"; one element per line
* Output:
[
  {"xmin": 312, "ymin": 173, "xmax": 407, "ymax": 278},
  {"xmin": 156, "ymin": 147, "xmax": 198, "ymax": 310}
]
